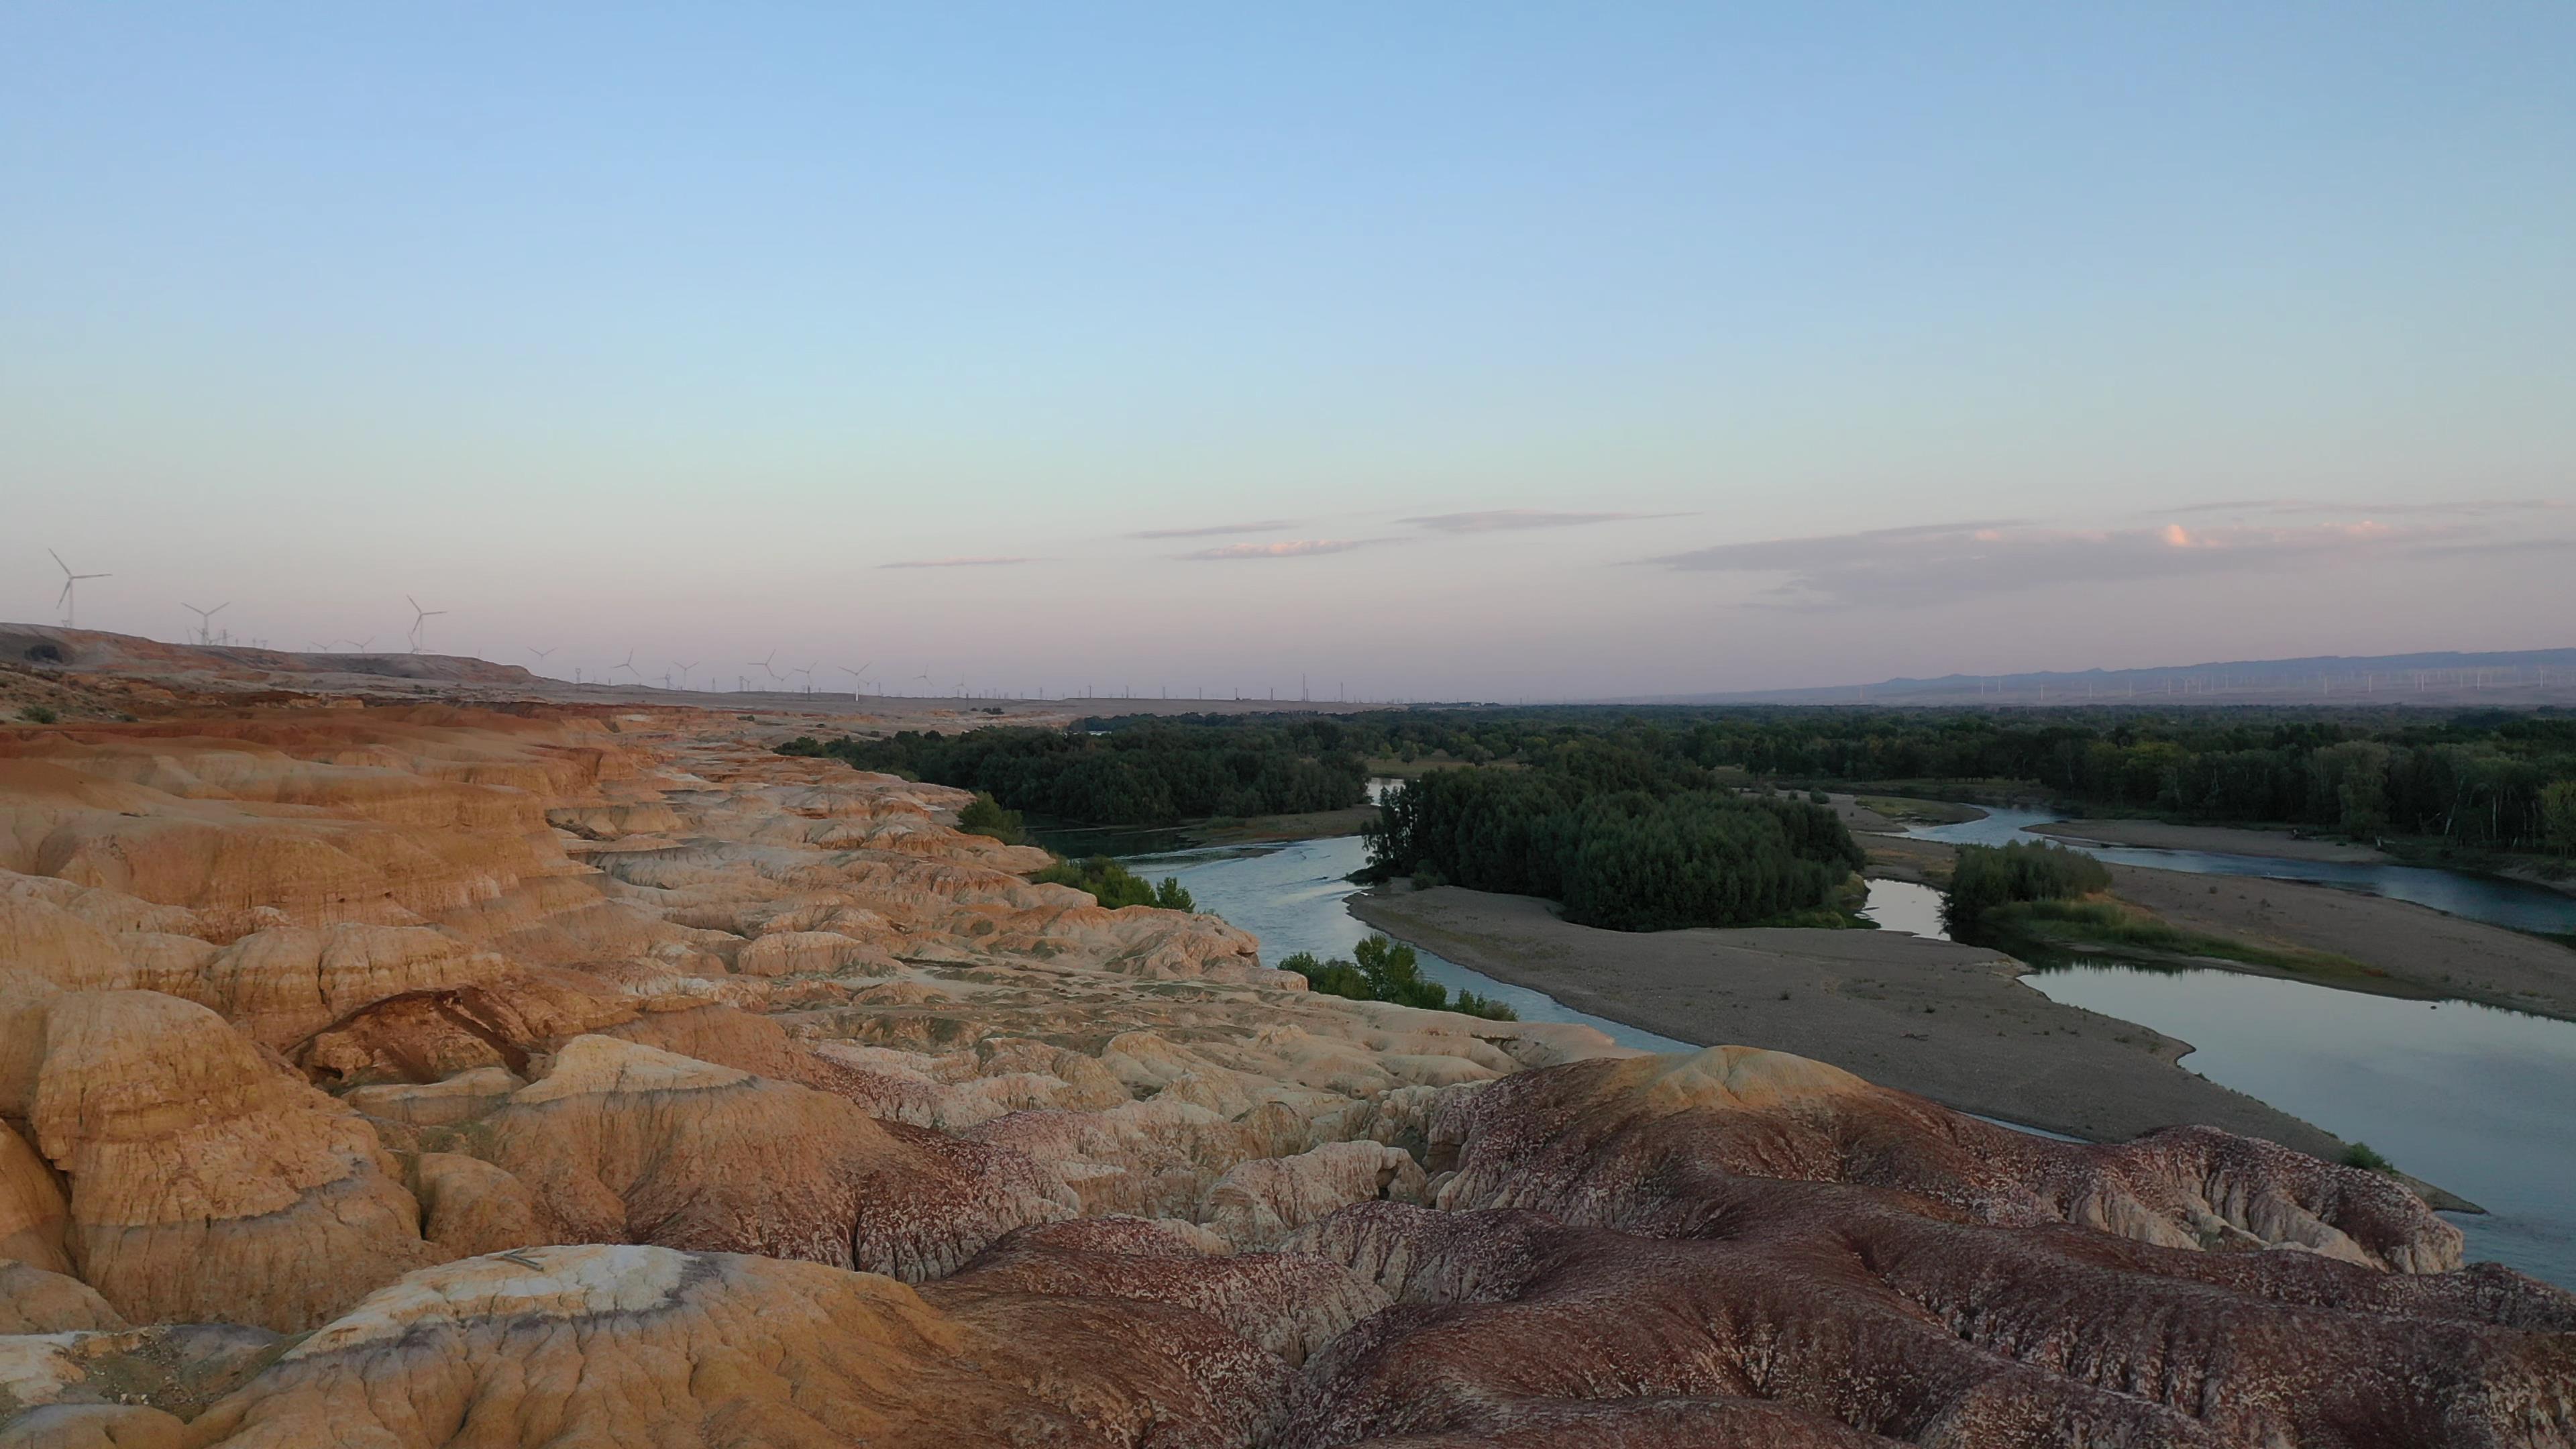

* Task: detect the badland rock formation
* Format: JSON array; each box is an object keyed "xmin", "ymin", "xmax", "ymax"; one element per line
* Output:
[{"xmin": 0, "ymin": 682, "xmax": 2567, "ymax": 1446}]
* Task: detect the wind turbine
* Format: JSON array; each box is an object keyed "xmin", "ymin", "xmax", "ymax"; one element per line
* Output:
[
  {"xmin": 343, "ymin": 637, "xmax": 375, "ymax": 652},
  {"xmin": 309, "ymin": 639, "xmax": 335, "ymax": 653},
  {"xmin": 796, "ymin": 661, "xmax": 819, "ymax": 696},
  {"xmin": 406, "ymin": 596, "xmax": 446, "ymax": 653},
  {"xmin": 840, "ymin": 662, "xmax": 873, "ymax": 696},
  {"xmin": 527, "ymin": 645, "xmax": 555, "ymax": 674},
  {"xmin": 672, "ymin": 660, "xmax": 699, "ymax": 690},
  {"xmin": 611, "ymin": 649, "xmax": 640, "ymax": 684},
  {"xmin": 748, "ymin": 651, "xmax": 782, "ymax": 689},
  {"xmin": 49, "ymin": 550, "xmax": 109, "ymax": 628},
  {"xmin": 180, "ymin": 601, "xmax": 230, "ymax": 646},
  {"xmin": 913, "ymin": 665, "xmax": 933, "ymax": 696}
]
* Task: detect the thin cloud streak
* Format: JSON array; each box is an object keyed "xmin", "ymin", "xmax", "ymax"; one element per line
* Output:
[
  {"xmin": 1179, "ymin": 538, "xmax": 1379, "ymax": 561},
  {"xmin": 1643, "ymin": 516, "xmax": 2544, "ymax": 609},
  {"xmin": 1403, "ymin": 508, "xmax": 1682, "ymax": 533},
  {"xmin": 879, "ymin": 556, "xmax": 1040, "ymax": 570},
  {"xmin": 1130, "ymin": 519, "xmax": 1298, "ymax": 539},
  {"xmin": 2159, "ymin": 498, "xmax": 2567, "ymax": 518}
]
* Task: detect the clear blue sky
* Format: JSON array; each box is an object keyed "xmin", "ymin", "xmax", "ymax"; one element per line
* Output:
[{"xmin": 7, "ymin": 4, "xmax": 2571, "ymax": 696}]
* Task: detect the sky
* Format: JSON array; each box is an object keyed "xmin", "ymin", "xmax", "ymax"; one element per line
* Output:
[{"xmin": 6, "ymin": 3, "xmax": 2573, "ymax": 700}]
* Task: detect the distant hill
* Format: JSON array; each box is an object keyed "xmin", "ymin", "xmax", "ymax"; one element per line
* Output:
[
  {"xmin": 0, "ymin": 622, "xmax": 546, "ymax": 691},
  {"xmin": 1646, "ymin": 648, "xmax": 2576, "ymax": 708}
]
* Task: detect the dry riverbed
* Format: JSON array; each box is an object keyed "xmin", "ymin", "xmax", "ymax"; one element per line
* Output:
[
  {"xmin": 2035, "ymin": 818, "xmax": 2391, "ymax": 863},
  {"xmin": 1351, "ymin": 887, "xmax": 2351, "ymax": 1155},
  {"xmin": 2104, "ymin": 863, "xmax": 2576, "ymax": 1020}
]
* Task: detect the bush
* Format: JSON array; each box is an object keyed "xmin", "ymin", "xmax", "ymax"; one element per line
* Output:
[
  {"xmin": 2341, "ymin": 1141, "xmax": 2393, "ymax": 1172},
  {"xmin": 1942, "ymin": 841, "xmax": 2111, "ymax": 932},
  {"xmin": 18, "ymin": 704, "xmax": 58, "ymax": 724},
  {"xmin": 1808, "ymin": 788, "xmax": 1831, "ymax": 804},
  {"xmin": 1281, "ymin": 936, "xmax": 1516, "ymax": 1020},
  {"xmin": 1032, "ymin": 856, "xmax": 1194, "ymax": 912},
  {"xmin": 957, "ymin": 791, "xmax": 1028, "ymax": 845}
]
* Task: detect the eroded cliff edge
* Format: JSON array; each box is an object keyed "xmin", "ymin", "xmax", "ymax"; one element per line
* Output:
[{"xmin": 1, "ymin": 700, "xmax": 2568, "ymax": 1448}]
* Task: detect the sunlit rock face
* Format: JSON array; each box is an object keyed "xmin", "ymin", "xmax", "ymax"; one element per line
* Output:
[{"xmin": 0, "ymin": 701, "xmax": 2568, "ymax": 1448}]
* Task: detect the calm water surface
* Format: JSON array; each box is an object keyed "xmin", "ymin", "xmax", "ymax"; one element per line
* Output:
[{"xmin": 2025, "ymin": 965, "xmax": 2576, "ymax": 1287}]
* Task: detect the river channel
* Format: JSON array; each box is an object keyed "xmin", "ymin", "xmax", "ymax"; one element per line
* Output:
[
  {"xmin": 1120, "ymin": 817, "xmax": 2576, "ymax": 1288},
  {"xmin": 1904, "ymin": 807, "xmax": 2576, "ymax": 934}
]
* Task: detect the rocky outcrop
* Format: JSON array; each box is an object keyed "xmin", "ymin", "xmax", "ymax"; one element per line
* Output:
[
  {"xmin": 1284, "ymin": 1200, "xmax": 2576, "ymax": 1448},
  {"xmin": 3, "ymin": 700, "xmax": 2568, "ymax": 1448},
  {"xmin": 1424, "ymin": 1046, "xmax": 2465, "ymax": 1272},
  {"xmin": 178, "ymin": 1246, "xmax": 1293, "ymax": 1448},
  {"xmin": 451, "ymin": 1034, "xmax": 1069, "ymax": 1277},
  {"xmin": 1, "ymin": 986, "xmax": 435, "ymax": 1332}
]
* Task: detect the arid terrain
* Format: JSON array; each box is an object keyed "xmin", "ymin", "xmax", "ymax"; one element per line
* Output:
[{"xmin": 1, "ymin": 639, "xmax": 2571, "ymax": 1446}]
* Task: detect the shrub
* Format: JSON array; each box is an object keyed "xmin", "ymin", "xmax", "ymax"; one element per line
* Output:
[
  {"xmin": 1942, "ymin": 841, "xmax": 2112, "ymax": 932},
  {"xmin": 2341, "ymin": 1141, "xmax": 2394, "ymax": 1172},
  {"xmin": 1808, "ymin": 788, "xmax": 1831, "ymax": 804},
  {"xmin": 957, "ymin": 791, "xmax": 1028, "ymax": 845},
  {"xmin": 1032, "ymin": 856, "xmax": 1193, "ymax": 912},
  {"xmin": 19, "ymin": 704, "xmax": 58, "ymax": 724},
  {"xmin": 1281, "ymin": 935, "xmax": 1515, "ymax": 1020}
]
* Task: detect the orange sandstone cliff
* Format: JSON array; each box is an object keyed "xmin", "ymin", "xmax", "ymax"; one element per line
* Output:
[{"xmin": 0, "ymin": 694, "xmax": 2567, "ymax": 1448}]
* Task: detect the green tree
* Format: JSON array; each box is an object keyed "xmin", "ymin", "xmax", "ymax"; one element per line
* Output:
[
  {"xmin": 956, "ymin": 792, "xmax": 1028, "ymax": 845},
  {"xmin": 1942, "ymin": 841, "xmax": 2111, "ymax": 932},
  {"xmin": 1032, "ymin": 856, "xmax": 1195, "ymax": 911},
  {"xmin": 2542, "ymin": 780, "xmax": 2576, "ymax": 856}
]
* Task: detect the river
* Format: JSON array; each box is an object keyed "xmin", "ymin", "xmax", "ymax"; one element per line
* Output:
[
  {"xmin": 1902, "ymin": 807, "xmax": 2576, "ymax": 935},
  {"xmin": 1123, "ymin": 834, "xmax": 1691, "ymax": 1052},
  {"xmin": 1122, "ymin": 820, "xmax": 2576, "ymax": 1288},
  {"xmin": 1893, "ymin": 806, "xmax": 2576, "ymax": 1285}
]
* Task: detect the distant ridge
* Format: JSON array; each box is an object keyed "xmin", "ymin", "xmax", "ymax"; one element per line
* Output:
[{"xmin": 1641, "ymin": 647, "xmax": 2576, "ymax": 708}]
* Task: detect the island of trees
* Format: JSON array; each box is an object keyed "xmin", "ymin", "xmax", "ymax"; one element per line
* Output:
[{"xmin": 1364, "ymin": 743, "xmax": 1866, "ymax": 931}]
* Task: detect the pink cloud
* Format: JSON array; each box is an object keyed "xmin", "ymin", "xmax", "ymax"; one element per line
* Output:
[{"xmin": 1179, "ymin": 538, "xmax": 1376, "ymax": 561}]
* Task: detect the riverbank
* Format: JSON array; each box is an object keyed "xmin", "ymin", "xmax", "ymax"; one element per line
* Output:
[
  {"xmin": 1863, "ymin": 808, "xmax": 2576, "ymax": 1020},
  {"xmin": 2035, "ymin": 818, "xmax": 2390, "ymax": 863},
  {"xmin": 2102, "ymin": 863, "xmax": 2576, "ymax": 1020},
  {"xmin": 1344, "ymin": 883, "xmax": 2416, "ymax": 1173}
]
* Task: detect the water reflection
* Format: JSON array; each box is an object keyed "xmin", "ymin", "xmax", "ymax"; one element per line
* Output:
[
  {"xmin": 2025, "ymin": 963, "xmax": 2576, "ymax": 1288},
  {"xmin": 1858, "ymin": 879, "xmax": 1948, "ymax": 939}
]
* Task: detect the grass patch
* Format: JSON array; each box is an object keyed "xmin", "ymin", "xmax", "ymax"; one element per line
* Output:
[
  {"xmin": 1856, "ymin": 795, "xmax": 1984, "ymax": 825},
  {"xmin": 1983, "ymin": 897, "xmax": 2372, "ymax": 977}
]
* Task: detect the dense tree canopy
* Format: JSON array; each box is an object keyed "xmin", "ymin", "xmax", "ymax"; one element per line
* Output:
[
  {"xmin": 1366, "ymin": 745, "xmax": 1866, "ymax": 932},
  {"xmin": 780, "ymin": 721, "xmax": 1368, "ymax": 825},
  {"xmin": 786, "ymin": 703, "xmax": 2576, "ymax": 855}
]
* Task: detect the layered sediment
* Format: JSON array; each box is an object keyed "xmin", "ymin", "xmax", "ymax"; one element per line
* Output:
[{"xmin": 0, "ymin": 692, "xmax": 2567, "ymax": 1446}]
